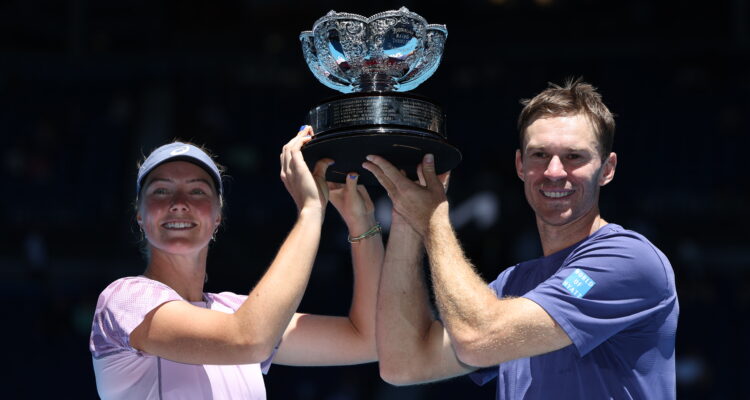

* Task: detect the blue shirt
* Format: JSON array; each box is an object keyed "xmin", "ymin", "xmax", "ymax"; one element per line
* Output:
[{"xmin": 470, "ymin": 224, "xmax": 678, "ymax": 399}]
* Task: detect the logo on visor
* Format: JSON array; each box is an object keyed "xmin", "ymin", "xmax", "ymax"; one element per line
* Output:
[
  {"xmin": 562, "ymin": 268, "xmax": 596, "ymax": 298},
  {"xmin": 170, "ymin": 145, "xmax": 190, "ymax": 156}
]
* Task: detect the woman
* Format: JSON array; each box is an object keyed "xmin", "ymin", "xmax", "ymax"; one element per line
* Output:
[{"xmin": 89, "ymin": 126, "xmax": 383, "ymax": 399}]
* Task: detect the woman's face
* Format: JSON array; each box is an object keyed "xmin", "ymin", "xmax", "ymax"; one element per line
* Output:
[{"xmin": 137, "ymin": 161, "xmax": 222, "ymax": 256}]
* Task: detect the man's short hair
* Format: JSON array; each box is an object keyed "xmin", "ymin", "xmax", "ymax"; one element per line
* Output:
[{"xmin": 517, "ymin": 78, "xmax": 615, "ymax": 159}]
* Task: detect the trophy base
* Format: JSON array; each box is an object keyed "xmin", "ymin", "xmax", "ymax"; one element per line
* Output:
[
  {"xmin": 302, "ymin": 92, "xmax": 461, "ymax": 185},
  {"xmin": 302, "ymin": 128, "xmax": 461, "ymax": 186}
]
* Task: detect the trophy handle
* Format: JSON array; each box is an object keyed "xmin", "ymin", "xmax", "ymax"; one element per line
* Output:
[
  {"xmin": 396, "ymin": 25, "xmax": 447, "ymax": 91},
  {"xmin": 300, "ymin": 32, "xmax": 351, "ymax": 93}
]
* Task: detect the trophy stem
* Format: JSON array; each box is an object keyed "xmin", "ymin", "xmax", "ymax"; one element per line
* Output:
[{"xmin": 354, "ymin": 73, "xmax": 396, "ymax": 92}]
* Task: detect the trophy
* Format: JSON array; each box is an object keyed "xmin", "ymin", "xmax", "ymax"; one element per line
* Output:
[{"xmin": 299, "ymin": 7, "xmax": 461, "ymax": 185}]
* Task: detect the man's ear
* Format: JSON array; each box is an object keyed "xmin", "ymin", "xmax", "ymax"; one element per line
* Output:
[
  {"xmin": 515, "ymin": 149, "xmax": 525, "ymax": 182},
  {"xmin": 599, "ymin": 152, "xmax": 617, "ymax": 186}
]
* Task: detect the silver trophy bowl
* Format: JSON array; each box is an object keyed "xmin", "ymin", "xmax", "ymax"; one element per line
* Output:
[
  {"xmin": 300, "ymin": 7, "xmax": 448, "ymax": 93},
  {"xmin": 300, "ymin": 7, "xmax": 460, "ymax": 184}
]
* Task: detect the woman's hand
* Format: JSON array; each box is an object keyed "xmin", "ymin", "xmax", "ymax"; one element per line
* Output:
[
  {"xmin": 328, "ymin": 173, "xmax": 376, "ymax": 235},
  {"xmin": 280, "ymin": 126, "xmax": 333, "ymax": 215}
]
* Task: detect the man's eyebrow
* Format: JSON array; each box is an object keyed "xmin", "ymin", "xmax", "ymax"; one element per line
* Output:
[
  {"xmin": 525, "ymin": 145, "xmax": 589, "ymax": 152},
  {"xmin": 525, "ymin": 145, "xmax": 545, "ymax": 152}
]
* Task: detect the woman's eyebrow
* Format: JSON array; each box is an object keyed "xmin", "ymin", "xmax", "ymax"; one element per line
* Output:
[
  {"xmin": 145, "ymin": 177, "xmax": 173, "ymax": 188},
  {"xmin": 187, "ymin": 178, "xmax": 212, "ymax": 186},
  {"xmin": 145, "ymin": 177, "xmax": 213, "ymax": 189}
]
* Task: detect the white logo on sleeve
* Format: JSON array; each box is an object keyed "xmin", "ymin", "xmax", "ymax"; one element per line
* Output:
[{"xmin": 562, "ymin": 268, "xmax": 596, "ymax": 298}]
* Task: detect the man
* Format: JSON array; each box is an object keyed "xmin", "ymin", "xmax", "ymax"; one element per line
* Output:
[{"xmin": 363, "ymin": 79, "xmax": 678, "ymax": 399}]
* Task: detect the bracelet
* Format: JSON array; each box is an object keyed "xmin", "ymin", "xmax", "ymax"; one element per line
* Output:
[{"xmin": 347, "ymin": 223, "xmax": 382, "ymax": 243}]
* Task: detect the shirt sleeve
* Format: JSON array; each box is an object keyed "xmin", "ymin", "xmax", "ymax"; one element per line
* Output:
[
  {"xmin": 469, "ymin": 366, "xmax": 499, "ymax": 386},
  {"xmin": 90, "ymin": 277, "xmax": 183, "ymax": 358},
  {"xmin": 468, "ymin": 266, "xmax": 515, "ymax": 385},
  {"xmin": 523, "ymin": 231, "xmax": 674, "ymax": 357},
  {"xmin": 209, "ymin": 291, "xmax": 277, "ymax": 374}
]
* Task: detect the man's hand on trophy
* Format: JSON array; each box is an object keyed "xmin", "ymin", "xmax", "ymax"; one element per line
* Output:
[
  {"xmin": 363, "ymin": 153, "xmax": 450, "ymax": 237},
  {"xmin": 416, "ymin": 157, "xmax": 451, "ymax": 195}
]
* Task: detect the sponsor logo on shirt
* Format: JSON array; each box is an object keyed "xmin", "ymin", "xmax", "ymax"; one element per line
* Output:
[{"xmin": 562, "ymin": 268, "xmax": 596, "ymax": 298}]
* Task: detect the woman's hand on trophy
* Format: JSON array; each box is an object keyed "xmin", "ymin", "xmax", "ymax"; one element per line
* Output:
[
  {"xmin": 280, "ymin": 126, "xmax": 333, "ymax": 215},
  {"xmin": 363, "ymin": 153, "xmax": 450, "ymax": 237},
  {"xmin": 328, "ymin": 173, "xmax": 376, "ymax": 235}
]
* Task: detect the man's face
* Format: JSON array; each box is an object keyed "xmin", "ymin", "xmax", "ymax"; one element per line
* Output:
[{"xmin": 515, "ymin": 114, "xmax": 616, "ymax": 228}]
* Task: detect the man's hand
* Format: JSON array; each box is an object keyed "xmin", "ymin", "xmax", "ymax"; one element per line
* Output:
[{"xmin": 362, "ymin": 153, "xmax": 450, "ymax": 236}]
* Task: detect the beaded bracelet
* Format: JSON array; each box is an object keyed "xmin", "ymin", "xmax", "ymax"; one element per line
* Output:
[{"xmin": 347, "ymin": 223, "xmax": 382, "ymax": 243}]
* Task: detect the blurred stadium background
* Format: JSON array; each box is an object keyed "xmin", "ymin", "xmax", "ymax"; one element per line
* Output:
[{"xmin": 1, "ymin": 0, "xmax": 747, "ymax": 398}]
